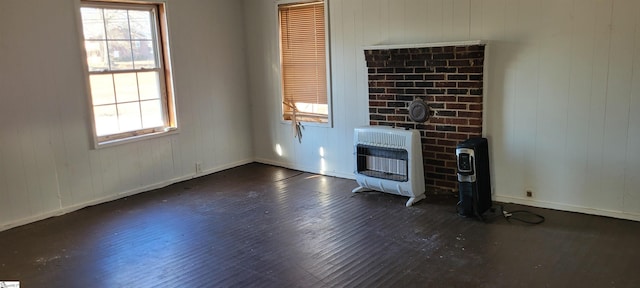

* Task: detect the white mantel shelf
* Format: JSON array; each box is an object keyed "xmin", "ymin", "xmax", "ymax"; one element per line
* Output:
[{"xmin": 363, "ymin": 40, "xmax": 486, "ymax": 51}]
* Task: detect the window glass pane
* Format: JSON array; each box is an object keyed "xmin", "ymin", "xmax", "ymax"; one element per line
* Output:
[
  {"xmin": 133, "ymin": 40, "xmax": 157, "ymax": 69},
  {"xmin": 128, "ymin": 10, "xmax": 153, "ymax": 40},
  {"xmin": 117, "ymin": 102, "xmax": 142, "ymax": 132},
  {"xmin": 85, "ymin": 40, "xmax": 109, "ymax": 71},
  {"xmin": 104, "ymin": 9, "xmax": 130, "ymax": 40},
  {"xmin": 94, "ymin": 105, "xmax": 119, "ymax": 136},
  {"xmin": 80, "ymin": 8, "xmax": 106, "ymax": 40},
  {"xmin": 295, "ymin": 103, "xmax": 328, "ymax": 114},
  {"xmin": 114, "ymin": 73, "xmax": 139, "ymax": 103},
  {"xmin": 141, "ymin": 99, "xmax": 163, "ymax": 128},
  {"xmin": 108, "ymin": 40, "xmax": 134, "ymax": 70},
  {"xmin": 90, "ymin": 74, "xmax": 115, "ymax": 105},
  {"xmin": 138, "ymin": 71, "xmax": 161, "ymax": 100}
]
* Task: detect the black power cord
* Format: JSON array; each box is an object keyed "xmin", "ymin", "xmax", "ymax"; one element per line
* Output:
[
  {"xmin": 274, "ymin": 171, "xmax": 305, "ymax": 183},
  {"xmin": 457, "ymin": 201, "xmax": 546, "ymax": 225},
  {"xmin": 495, "ymin": 204, "xmax": 545, "ymax": 224}
]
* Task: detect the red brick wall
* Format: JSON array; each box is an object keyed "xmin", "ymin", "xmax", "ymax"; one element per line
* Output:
[{"xmin": 364, "ymin": 45, "xmax": 485, "ymax": 193}]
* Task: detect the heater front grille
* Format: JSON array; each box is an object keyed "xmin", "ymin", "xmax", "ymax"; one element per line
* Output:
[{"xmin": 356, "ymin": 145, "xmax": 408, "ymax": 182}]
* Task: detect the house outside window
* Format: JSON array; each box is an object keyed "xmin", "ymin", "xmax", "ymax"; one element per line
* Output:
[{"xmin": 79, "ymin": 0, "xmax": 177, "ymax": 146}]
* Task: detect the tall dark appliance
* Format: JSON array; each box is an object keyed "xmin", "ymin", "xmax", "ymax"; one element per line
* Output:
[{"xmin": 456, "ymin": 138, "xmax": 492, "ymax": 219}]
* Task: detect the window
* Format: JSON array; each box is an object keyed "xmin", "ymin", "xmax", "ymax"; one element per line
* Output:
[
  {"xmin": 278, "ymin": 0, "xmax": 331, "ymax": 124},
  {"xmin": 80, "ymin": 1, "xmax": 176, "ymax": 146}
]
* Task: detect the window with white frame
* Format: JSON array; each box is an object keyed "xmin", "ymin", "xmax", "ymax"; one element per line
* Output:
[
  {"xmin": 80, "ymin": 0, "xmax": 176, "ymax": 145},
  {"xmin": 278, "ymin": 0, "xmax": 331, "ymax": 124}
]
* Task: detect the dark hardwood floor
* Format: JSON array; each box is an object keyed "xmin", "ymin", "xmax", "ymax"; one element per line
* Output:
[{"xmin": 1, "ymin": 163, "xmax": 639, "ymax": 287}]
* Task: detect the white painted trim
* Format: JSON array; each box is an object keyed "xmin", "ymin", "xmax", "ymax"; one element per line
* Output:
[
  {"xmin": 95, "ymin": 128, "xmax": 180, "ymax": 149},
  {"xmin": 0, "ymin": 175, "xmax": 189, "ymax": 232},
  {"xmin": 494, "ymin": 195, "xmax": 640, "ymax": 222},
  {"xmin": 0, "ymin": 158, "xmax": 253, "ymax": 232},
  {"xmin": 197, "ymin": 158, "xmax": 254, "ymax": 177},
  {"xmin": 255, "ymin": 158, "xmax": 356, "ymax": 180},
  {"xmin": 73, "ymin": 0, "xmax": 100, "ymax": 147},
  {"xmin": 4, "ymin": 156, "xmax": 639, "ymax": 232},
  {"xmin": 481, "ymin": 43, "xmax": 495, "ymax": 197},
  {"xmin": 482, "ymin": 41, "xmax": 490, "ymax": 138},
  {"xmin": 363, "ymin": 40, "xmax": 486, "ymax": 51}
]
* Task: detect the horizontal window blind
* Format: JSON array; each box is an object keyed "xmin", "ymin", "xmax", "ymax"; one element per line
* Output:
[{"xmin": 279, "ymin": 1, "xmax": 327, "ymax": 113}]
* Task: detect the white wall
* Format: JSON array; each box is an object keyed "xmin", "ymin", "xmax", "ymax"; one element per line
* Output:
[
  {"xmin": 2, "ymin": 0, "xmax": 638, "ymax": 229},
  {"xmin": 244, "ymin": 0, "xmax": 640, "ymax": 221},
  {"xmin": 245, "ymin": 0, "xmax": 367, "ymax": 179},
  {"xmin": 0, "ymin": 0, "xmax": 253, "ymax": 231}
]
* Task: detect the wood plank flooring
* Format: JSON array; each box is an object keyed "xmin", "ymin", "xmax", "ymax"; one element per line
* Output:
[{"xmin": 1, "ymin": 163, "xmax": 639, "ymax": 287}]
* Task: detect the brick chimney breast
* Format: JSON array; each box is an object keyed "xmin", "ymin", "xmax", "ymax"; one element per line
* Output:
[{"xmin": 364, "ymin": 42, "xmax": 485, "ymax": 193}]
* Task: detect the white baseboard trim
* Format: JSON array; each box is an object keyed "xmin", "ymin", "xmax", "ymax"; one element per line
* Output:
[
  {"xmin": 494, "ymin": 195, "xmax": 640, "ymax": 222},
  {"xmin": 0, "ymin": 158, "xmax": 254, "ymax": 232},
  {"xmin": 196, "ymin": 158, "xmax": 255, "ymax": 179},
  {"xmin": 8, "ymin": 157, "xmax": 636, "ymax": 232},
  {"xmin": 254, "ymin": 158, "xmax": 355, "ymax": 180}
]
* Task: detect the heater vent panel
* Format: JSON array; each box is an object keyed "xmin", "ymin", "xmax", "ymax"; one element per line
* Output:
[
  {"xmin": 352, "ymin": 126, "xmax": 425, "ymax": 207},
  {"xmin": 356, "ymin": 145, "xmax": 408, "ymax": 182},
  {"xmin": 355, "ymin": 130, "xmax": 407, "ymax": 148}
]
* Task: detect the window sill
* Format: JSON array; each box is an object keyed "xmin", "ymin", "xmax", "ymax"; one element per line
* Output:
[
  {"xmin": 93, "ymin": 127, "xmax": 179, "ymax": 149},
  {"xmin": 282, "ymin": 111, "xmax": 332, "ymax": 128},
  {"xmin": 280, "ymin": 119, "xmax": 332, "ymax": 128}
]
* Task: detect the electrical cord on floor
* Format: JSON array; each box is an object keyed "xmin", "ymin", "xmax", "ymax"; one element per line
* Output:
[
  {"xmin": 495, "ymin": 204, "xmax": 545, "ymax": 225},
  {"xmin": 274, "ymin": 171, "xmax": 305, "ymax": 183},
  {"xmin": 457, "ymin": 201, "xmax": 545, "ymax": 225}
]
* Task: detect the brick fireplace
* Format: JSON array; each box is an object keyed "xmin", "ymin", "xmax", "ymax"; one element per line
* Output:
[{"xmin": 364, "ymin": 42, "xmax": 485, "ymax": 193}]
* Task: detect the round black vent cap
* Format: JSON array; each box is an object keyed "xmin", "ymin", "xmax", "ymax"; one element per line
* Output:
[{"xmin": 408, "ymin": 99, "xmax": 430, "ymax": 123}]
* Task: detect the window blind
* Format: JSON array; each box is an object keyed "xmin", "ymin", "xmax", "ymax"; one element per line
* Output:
[{"xmin": 279, "ymin": 1, "xmax": 327, "ymax": 111}]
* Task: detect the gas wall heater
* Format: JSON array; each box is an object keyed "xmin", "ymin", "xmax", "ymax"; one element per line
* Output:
[{"xmin": 352, "ymin": 126, "xmax": 426, "ymax": 207}]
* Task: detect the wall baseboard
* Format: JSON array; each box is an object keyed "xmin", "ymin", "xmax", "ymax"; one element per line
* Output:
[
  {"xmin": 255, "ymin": 159, "xmax": 640, "ymax": 222},
  {"xmin": 0, "ymin": 158, "xmax": 254, "ymax": 232},
  {"xmin": 254, "ymin": 158, "xmax": 356, "ymax": 180},
  {"xmin": 4, "ymin": 158, "xmax": 638, "ymax": 232},
  {"xmin": 494, "ymin": 195, "xmax": 640, "ymax": 222},
  {"xmin": 197, "ymin": 159, "xmax": 254, "ymax": 179}
]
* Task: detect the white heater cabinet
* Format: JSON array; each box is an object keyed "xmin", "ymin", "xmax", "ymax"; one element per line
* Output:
[{"xmin": 352, "ymin": 126, "xmax": 426, "ymax": 207}]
